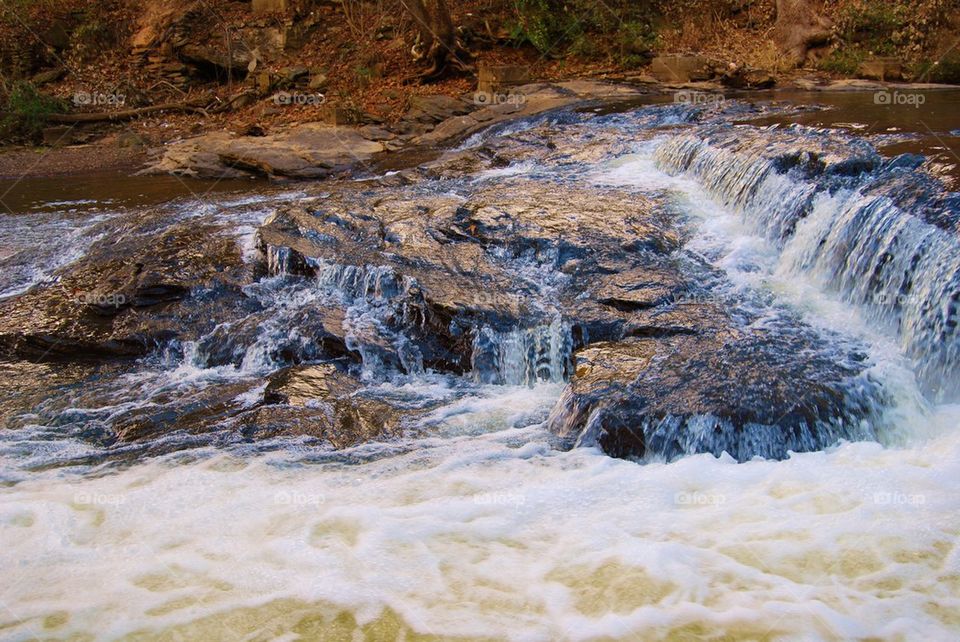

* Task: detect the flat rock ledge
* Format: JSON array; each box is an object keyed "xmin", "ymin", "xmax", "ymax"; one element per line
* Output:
[{"xmin": 142, "ymin": 81, "xmax": 651, "ymax": 180}]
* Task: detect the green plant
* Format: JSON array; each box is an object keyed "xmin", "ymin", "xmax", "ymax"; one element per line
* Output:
[
  {"xmin": 913, "ymin": 53, "xmax": 960, "ymax": 84},
  {"xmin": 512, "ymin": 0, "xmax": 566, "ymax": 53},
  {"xmin": 0, "ymin": 80, "xmax": 64, "ymax": 141},
  {"xmin": 615, "ymin": 18, "xmax": 657, "ymax": 63},
  {"xmin": 512, "ymin": 0, "xmax": 659, "ymax": 59},
  {"xmin": 836, "ymin": 2, "xmax": 905, "ymax": 44},
  {"xmin": 818, "ymin": 48, "xmax": 865, "ymax": 75}
]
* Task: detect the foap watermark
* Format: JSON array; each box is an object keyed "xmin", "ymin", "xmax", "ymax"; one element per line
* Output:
[
  {"xmin": 674, "ymin": 90, "xmax": 725, "ymax": 108},
  {"xmin": 874, "ymin": 90, "xmax": 925, "ymax": 108},
  {"xmin": 272, "ymin": 91, "xmax": 326, "ymax": 107},
  {"xmin": 674, "ymin": 491, "xmax": 726, "ymax": 506},
  {"xmin": 462, "ymin": 291, "xmax": 523, "ymax": 307},
  {"xmin": 73, "ymin": 291, "xmax": 127, "ymax": 308},
  {"xmin": 870, "ymin": 291, "xmax": 924, "ymax": 307},
  {"xmin": 671, "ymin": 291, "xmax": 725, "ymax": 306},
  {"xmin": 473, "ymin": 91, "xmax": 527, "ymax": 107},
  {"xmin": 473, "ymin": 491, "xmax": 525, "ymax": 508},
  {"xmin": 75, "ymin": 491, "xmax": 126, "ymax": 506},
  {"xmin": 73, "ymin": 91, "xmax": 126, "ymax": 107},
  {"xmin": 873, "ymin": 491, "xmax": 925, "ymax": 506},
  {"xmin": 274, "ymin": 490, "xmax": 325, "ymax": 506}
]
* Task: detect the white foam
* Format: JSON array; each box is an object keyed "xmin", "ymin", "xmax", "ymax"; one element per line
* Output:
[{"xmin": 2, "ymin": 409, "xmax": 958, "ymax": 640}]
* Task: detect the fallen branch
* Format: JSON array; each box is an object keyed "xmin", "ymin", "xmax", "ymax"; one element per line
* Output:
[{"xmin": 45, "ymin": 102, "xmax": 209, "ymax": 124}]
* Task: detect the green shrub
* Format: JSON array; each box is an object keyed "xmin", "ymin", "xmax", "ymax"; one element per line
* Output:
[
  {"xmin": 818, "ymin": 48, "xmax": 865, "ymax": 75},
  {"xmin": 912, "ymin": 53, "xmax": 960, "ymax": 83},
  {"xmin": 511, "ymin": 0, "xmax": 658, "ymax": 59},
  {"xmin": 512, "ymin": 0, "xmax": 579, "ymax": 54},
  {"xmin": 836, "ymin": 2, "xmax": 905, "ymax": 45},
  {"xmin": 0, "ymin": 80, "xmax": 64, "ymax": 141}
]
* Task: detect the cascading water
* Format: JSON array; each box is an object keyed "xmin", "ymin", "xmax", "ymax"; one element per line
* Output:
[
  {"xmin": 471, "ymin": 316, "xmax": 573, "ymax": 386},
  {"xmin": 3, "ymin": 95, "xmax": 960, "ymax": 640},
  {"xmin": 655, "ymin": 127, "xmax": 960, "ymax": 402}
]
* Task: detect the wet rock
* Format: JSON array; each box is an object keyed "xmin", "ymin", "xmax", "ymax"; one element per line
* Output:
[
  {"xmin": 191, "ymin": 303, "xmax": 354, "ymax": 370},
  {"xmin": 253, "ymin": 176, "xmax": 682, "ymax": 380},
  {"xmin": 241, "ymin": 362, "xmax": 413, "ymax": 446},
  {"xmin": 547, "ymin": 304, "xmax": 884, "ymax": 461},
  {"xmin": 0, "ymin": 220, "xmax": 250, "ymax": 360}
]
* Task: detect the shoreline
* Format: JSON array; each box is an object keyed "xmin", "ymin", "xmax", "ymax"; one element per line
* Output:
[{"xmin": 1, "ymin": 78, "xmax": 956, "ymax": 182}]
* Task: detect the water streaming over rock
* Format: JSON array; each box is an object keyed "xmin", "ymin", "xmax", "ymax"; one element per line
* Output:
[
  {"xmin": 3, "ymin": 95, "xmax": 960, "ymax": 640},
  {"xmin": 655, "ymin": 127, "xmax": 960, "ymax": 401},
  {"xmin": 471, "ymin": 316, "xmax": 573, "ymax": 385}
]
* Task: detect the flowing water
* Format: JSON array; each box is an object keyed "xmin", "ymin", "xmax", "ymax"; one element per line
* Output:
[{"xmin": 1, "ymin": 91, "xmax": 959, "ymax": 640}]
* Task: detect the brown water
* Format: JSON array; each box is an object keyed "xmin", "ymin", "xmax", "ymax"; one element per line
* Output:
[
  {"xmin": 0, "ymin": 172, "xmax": 260, "ymax": 216},
  {"xmin": 2, "ymin": 89, "xmax": 956, "ymax": 214},
  {"xmin": 746, "ymin": 88, "xmax": 960, "ymax": 185}
]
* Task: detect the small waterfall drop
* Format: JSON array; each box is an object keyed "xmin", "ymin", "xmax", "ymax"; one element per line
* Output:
[
  {"xmin": 655, "ymin": 129, "xmax": 960, "ymax": 401},
  {"xmin": 471, "ymin": 316, "xmax": 573, "ymax": 386}
]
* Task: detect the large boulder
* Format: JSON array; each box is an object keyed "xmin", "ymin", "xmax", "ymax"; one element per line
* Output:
[
  {"xmin": 144, "ymin": 124, "xmax": 386, "ymax": 179},
  {"xmin": 252, "ymin": 176, "xmax": 682, "ymax": 380},
  {"xmin": 546, "ymin": 304, "xmax": 885, "ymax": 461}
]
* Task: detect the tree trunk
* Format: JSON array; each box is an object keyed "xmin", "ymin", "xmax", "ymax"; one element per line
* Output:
[
  {"xmin": 402, "ymin": 0, "xmax": 472, "ymax": 82},
  {"xmin": 774, "ymin": 0, "xmax": 833, "ymax": 67}
]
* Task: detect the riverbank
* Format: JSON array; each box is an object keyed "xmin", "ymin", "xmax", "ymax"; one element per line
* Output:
[
  {"xmin": 0, "ymin": 137, "xmax": 148, "ymax": 180},
  {"xmin": 3, "ymin": 76, "xmax": 958, "ymax": 182}
]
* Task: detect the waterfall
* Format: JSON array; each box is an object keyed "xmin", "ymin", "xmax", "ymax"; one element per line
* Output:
[
  {"xmin": 471, "ymin": 316, "xmax": 573, "ymax": 386},
  {"xmin": 655, "ymin": 129, "xmax": 960, "ymax": 402}
]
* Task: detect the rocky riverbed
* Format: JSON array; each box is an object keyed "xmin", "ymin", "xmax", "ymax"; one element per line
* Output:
[
  {"xmin": 7, "ymin": 87, "xmax": 957, "ymax": 465},
  {"xmin": 2, "ymin": 86, "xmax": 960, "ymax": 640}
]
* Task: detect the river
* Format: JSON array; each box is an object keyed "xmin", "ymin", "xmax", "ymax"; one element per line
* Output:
[{"xmin": 1, "ymin": 89, "xmax": 959, "ymax": 640}]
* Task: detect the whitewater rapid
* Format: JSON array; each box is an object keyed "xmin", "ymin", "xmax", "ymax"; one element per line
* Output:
[{"xmin": 2, "ymin": 397, "xmax": 959, "ymax": 640}]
